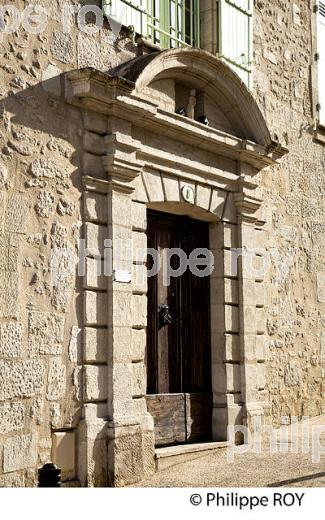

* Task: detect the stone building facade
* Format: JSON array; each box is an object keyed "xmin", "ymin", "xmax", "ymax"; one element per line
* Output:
[{"xmin": 0, "ymin": 0, "xmax": 324, "ymax": 487}]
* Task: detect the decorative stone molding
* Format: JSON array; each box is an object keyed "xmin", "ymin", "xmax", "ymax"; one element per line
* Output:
[{"xmin": 65, "ymin": 48, "xmax": 286, "ymax": 486}]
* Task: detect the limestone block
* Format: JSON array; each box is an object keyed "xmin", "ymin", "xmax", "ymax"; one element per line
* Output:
[
  {"xmin": 83, "ymin": 111, "xmax": 108, "ymax": 134},
  {"xmin": 3, "ymin": 433, "xmax": 37, "ymax": 473},
  {"xmin": 132, "ymin": 201, "xmax": 147, "ymax": 232},
  {"xmin": 49, "ymin": 403, "xmax": 61, "ymax": 428},
  {"xmin": 131, "ymin": 328, "xmax": 146, "ymax": 362},
  {"xmin": 132, "ymin": 264, "xmax": 147, "ymax": 294},
  {"xmin": 110, "ymin": 192, "xmax": 132, "ymax": 227},
  {"xmin": 52, "ymin": 431, "xmax": 76, "ymax": 481},
  {"xmin": 109, "ymin": 364, "xmax": 134, "ymax": 418},
  {"xmin": 210, "ymin": 189, "xmax": 226, "ymax": 219},
  {"xmin": 84, "ymin": 192, "xmax": 108, "ymax": 224},
  {"xmin": 243, "ymin": 334, "xmax": 257, "ymax": 362},
  {"xmin": 196, "ymin": 184, "xmax": 211, "ymax": 210},
  {"xmin": 0, "ymin": 322, "xmax": 23, "ymax": 358},
  {"xmin": 132, "ymin": 294, "xmax": 147, "ymax": 329},
  {"xmin": 132, "ymin": 363, "xmax": 147, "ymax": 397},
  {"xmin": 223, "ymin": 249, "xmax": 238, "ymax": 278},
  {"xmin": 222, "ymin": 192, "xmax": 236, "ymax": 223},
  {"xmin": 84, "ymin": 327, "xmax": 107, "ymax": 363},
  {"xmin": 0, "ymin": 192, "xmax": 6, "ymax": 229},
  {"xmin": 0, "ymin": 271, "xmax": 18, "ymax": 318},
  {"xmin": 243, "ymin": 252, "xmax": 268, "ymax": 281},
  {"xmin": 51, "ymin": 275, "xmax": 73, "ymax": 313},
  {"xmin": 143, "ymin": 171, "xmax": 164, "ymax": 202},
  {"xmin": 317, "ymin": 274, "xmax": 325, "ymax": 303},
  {"xmin": 77, "ymin": 33, "xmax": 118, "ymax": 71},
  {"xmin": 83, "ymin": 365, "xmax": 108, "ymax": 402},
  {"xmin": 30, "ymin": 398, "xmax": 43, "ymax": 425},
  {"xmin": 35, "ymin": 190, "xmax": 55, "ymax": 218},
  {"xmin": 321, "ymin": 332, "xmax": 325, "ymax": 364},
  {"xmin": 83, "ymin": 131, "xmax": 105, "ymax": 155},
  {"xmin": 0, "ymin": 162, "xmax": 8, "ymax": 189},
  {"xmin": 225, "ymin": 363, "xmax": 241, "ymax": 393},
  {"xmin": 69, "ymin": 326, "xmax": 81, "ymax": 363},
  {"xmin": 84, "ymin": 291, "xmax": 108, "ymax": 326},
  {"xmin": 256, "ymin": 335, "xmax": 267, "ymax": 362},
  {"xmin": 83, "ymin": 152, "xmax": 105, "ymax": 178},
  {"xmin": 242, "ymin": 279, "xmax": 256, "ymax": 305},
  {"xmin": 133, "ymin": 397, "xmax": 149, "ymax": 417},
  {"xmin": 42, "ymin": 64, "xmax": 62, "ymax": 95},
  {"xmin": 0, "ymin": 402, "xmax": 24, "ymax": 433},
  {"xmin": 242, "ymin": 365, "xmax": 258, "ymax": 401},
  {"xmin": 284, "ymin": 361, "xmax": 302, "ymax": 387},
  {"xmin": 225, "ymin": 304, "xmax": 239, "ymax": 333},
  {"xmin": 28, "ymin": 311, "xmax": 65, "ymax": 355},
  {"xmin": 5, "ymin": 194, "xmax": 27, "ymax": 234},
  {"xmin": 85, "ymin": 257, "xmax": 107, "ymax": 290},
  {"xmin": 29, "ymin": 157, "xmax": 70, "ymax": 181},
  {"xmin": 51, "ymin": 31, "xmax": 75, "ymax": 64},
  {"xmin": 256, "ymin": 307, "xmax": 266, "ymax": 334},
  {"xmin": 162, "ymin": 174, "xmax": 180, "ymax": 202},
  {"xmin": 131, "ymin": 175, "xmax": 148, "ymax": 204},
  {"xmin": 225, "ymin": 334, "xmax": 240, "ymax": 362},
  {"xmin": 225, "ymin": 278, "xmax": 239, "ymax": 304},
  {"xmin": 242, "ymin": 306, "xmax": 257, "ymax": 334},
  {"xmin": 47, "ymin": 358, "xmax": 66, "ymax": 401},
  {"xmin": 255, "ymin": 282, "xmax": 266, "ymax": 307},
  {"xmin": 132, "ymin": 231, "xmax": 147, "ymax": 264},
  {"xmin": 85, "ymin": 222, "xmax": 107, "ymax": 257},
  {"xmin": 257, "ymin": 364, "xmax": 267, "ymax": 391},
  {"xmin": 51, "ymin": 221, "xmax": 68, "ymax": 248},
  {"xmin": 0, "ymin": 359, "xmax": 45, "ymax": 400},
  {"xmin": 0, "ymin": 474, "xmax": 25, "ymax": 487},
  {"xmin": 107, "ymin": 326, "xmax": 132, "ymax": 363},
  {"xmin": 110, "ymin": 291, "xmax": 132, "ymax": 327}
]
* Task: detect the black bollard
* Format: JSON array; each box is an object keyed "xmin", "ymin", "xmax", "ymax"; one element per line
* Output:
[{"xmin": 38, "ymin": 463, "xmax": 61, "ymax": 487}]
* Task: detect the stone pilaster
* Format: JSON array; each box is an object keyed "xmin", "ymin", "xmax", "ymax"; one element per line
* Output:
[
  {"xmin": 234, "ymin": 171, "xmax": 268, "ymax": 433},
  {"xmin": 102, "ymin": 119, "xmax": 155, "ymax": 487}
]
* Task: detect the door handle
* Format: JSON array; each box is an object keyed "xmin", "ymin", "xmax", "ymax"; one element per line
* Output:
[{"xmin": 158, "ymin": 304, "xmax": 173, "ymax": 328}]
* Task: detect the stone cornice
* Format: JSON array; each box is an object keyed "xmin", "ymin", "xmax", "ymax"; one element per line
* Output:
[{"xmin": 66, "ymin": 68, "xmax": 287, "ymax": 172}]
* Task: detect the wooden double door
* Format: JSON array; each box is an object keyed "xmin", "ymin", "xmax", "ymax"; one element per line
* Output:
[{"xmin": 146, "ymin": 210, "xmax": 212, "ymax": 447}]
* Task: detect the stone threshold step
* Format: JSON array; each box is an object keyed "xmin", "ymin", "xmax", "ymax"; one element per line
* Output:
[{"xmin": 155, "ymin": 441, "xmax": 228, "ymax": 472}]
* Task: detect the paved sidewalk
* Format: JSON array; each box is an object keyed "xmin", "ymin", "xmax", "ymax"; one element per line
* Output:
[{"xmin": 134, "ymin": 416, "xmax": 325, "ymax": 488}]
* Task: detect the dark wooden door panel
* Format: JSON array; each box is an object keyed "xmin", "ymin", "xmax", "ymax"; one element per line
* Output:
[
  {"xmin": 185, "ymin": 393, "xmax": 212, "ymax": 443},
  {"xmin": 146, "ymin": 210, "xmax": 212, "ymax": 447}
]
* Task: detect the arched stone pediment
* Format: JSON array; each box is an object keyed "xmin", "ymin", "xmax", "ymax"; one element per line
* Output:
[{"xmin": 110, "ymin": 48, "xmax": 271, "ymax": 147}]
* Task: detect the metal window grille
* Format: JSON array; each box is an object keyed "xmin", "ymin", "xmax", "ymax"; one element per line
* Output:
[{"xmin": 103, "ymin": 0, "xmax": 200, "ymax": 48}]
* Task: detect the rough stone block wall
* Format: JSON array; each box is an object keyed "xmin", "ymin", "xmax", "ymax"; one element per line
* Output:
[
  {"xmin": 0, "ymin": 0, "xmax": 137, "ymax": 486},
  {"xmin": 0, "ymin": 0, "xmax": 324, "ymax": 487},
  {"xmin": 253, "ymin": 0, "xmax": 325, "ymax": 424}
]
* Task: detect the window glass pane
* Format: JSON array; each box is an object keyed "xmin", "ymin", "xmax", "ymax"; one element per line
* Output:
[
  {"xmin": 219, "ymin": 0, "xmax": 252, "ymax": 87},
  {"xmin": 106, "ymin": 0, "xmax": 199, "ymax": 49}
]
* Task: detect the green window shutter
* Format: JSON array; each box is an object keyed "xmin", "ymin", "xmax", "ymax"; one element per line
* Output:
[
  {"xmin": 318, "ymin": 2, "xmax": 325, "ymax": 126},
  {"xmin": 218, "ymin": 0, "xmax": 252, "ymax": 88}
]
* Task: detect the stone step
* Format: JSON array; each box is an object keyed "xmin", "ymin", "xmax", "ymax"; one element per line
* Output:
[{"xmin": 155, "ymin": 441, "xmax": 229, "ymax": 472}]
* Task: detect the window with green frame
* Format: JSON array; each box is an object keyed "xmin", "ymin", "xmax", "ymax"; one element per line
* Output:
[
  {"xmin": 103, "ymin": 0, "xmax": 252, "ymax": 88},
  {"xmin": 217, "ymin": 0, "xmax": 252, "ymax": 88},
  {"xmin": 102, "ymin": 0, "xmax": 200, "ymax": 48}
]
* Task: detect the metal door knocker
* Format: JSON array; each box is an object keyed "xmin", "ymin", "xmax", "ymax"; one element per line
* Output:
[{"xmin": 158, "ymin": 304, "xmax": 173, "ymax": 328}]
